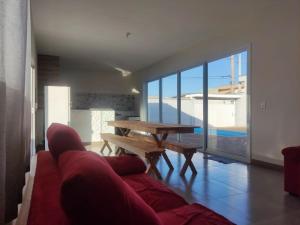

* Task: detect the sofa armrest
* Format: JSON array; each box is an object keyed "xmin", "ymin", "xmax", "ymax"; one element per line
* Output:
[
  {"xmin": 104, "ymin": 155, "xmax": 146, "ymax": 176},
  {"xmin": 282, "ymin": 146, "xmax": 300, "ymax": 161}
]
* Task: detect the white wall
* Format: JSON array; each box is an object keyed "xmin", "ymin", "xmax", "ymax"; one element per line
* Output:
[
  {"xmin": 149, "ymin": 97, "xmax": 246, "ymax": 128},
  {"xmin": 70, "ymin": 109, "xmax": 115, "ymax": 143},
  {"xmin": 133, "ymin": 0, "xmax": 300, "ymax": 165},
  {"xmin": 60, "ymin": 65, "xmax": 135, "ymax": 95}
]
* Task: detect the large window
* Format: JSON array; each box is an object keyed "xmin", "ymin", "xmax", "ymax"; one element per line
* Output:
[
  {"xmin": 147, "ymin": 80, "xmax": 160, "ymax": 122},
  {"xmin": 162, "ymin": 74, "xmax": 177, "ymax": 124},
  {"xmin": 145, "ymin": 50, "xmax": 249, "ymax": 162}
]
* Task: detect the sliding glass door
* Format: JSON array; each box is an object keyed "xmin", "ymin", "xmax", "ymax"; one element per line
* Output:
[
  {"xmin": 145, "ymin": 50, "xmax": 249, "ymax": 161},
  {"xmin": 207, "ymin": 51, "xmax": 248, "ymax": 159},
  {"xmin": 180, "ymin": 66, "xmax": 204, "ymax": 148},
  {"xmin": 147, "ymin": 80, "xmax": 160, "ymax": 123},
  {"xmin": 162, "ymin": 74, "xmax": 178, "ymax": 124}
]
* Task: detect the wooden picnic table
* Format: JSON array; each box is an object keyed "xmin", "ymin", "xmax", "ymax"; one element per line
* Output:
[
  {"xmin": 107, "ymin": 120, "xmax": 198, "ymax": 147},
  {"xmin": 106, "ymin": 120, "xmax": 199, "ymax": 177}
]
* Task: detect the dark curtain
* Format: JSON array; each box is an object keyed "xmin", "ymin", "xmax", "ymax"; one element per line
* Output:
[{"xmin": 0, "ymin": 0, "xmax": 31, "ymax": 224}]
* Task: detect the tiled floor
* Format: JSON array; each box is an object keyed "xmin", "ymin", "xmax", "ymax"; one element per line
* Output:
[{"xmin": 86, "ymin": 142, "xmax": 300, "ymax": 225}]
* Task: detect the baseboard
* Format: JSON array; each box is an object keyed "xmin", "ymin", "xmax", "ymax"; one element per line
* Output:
[
  {"xmin": 251, "ymin": 159, "xmax": 283, "ymax": 171},
  {"xmin": 202, "ymin": 150, "xmax": 284, "ymax": 171},
  {"xmin": 202, "ymin": 148, "xmax": 250, "ymax": 164}
]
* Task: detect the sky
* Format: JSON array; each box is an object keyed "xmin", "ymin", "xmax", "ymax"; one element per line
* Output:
[{"xmin": 148, "ymin": 51, "xmax": 248, "ymax": 97}]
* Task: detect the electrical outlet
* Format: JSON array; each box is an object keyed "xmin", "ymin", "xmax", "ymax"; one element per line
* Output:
[{"xmin": 260, "ymin": 101, "xmax": 267, "ymax": 112}]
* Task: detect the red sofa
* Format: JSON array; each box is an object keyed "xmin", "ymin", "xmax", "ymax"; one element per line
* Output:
[
  {"xmin": 27, "ymin": 123, "xmax": 234, "ymax": 225},
  {"xmin": 282, "ymin": 146, "xmax": 300, "ymax": 196}
]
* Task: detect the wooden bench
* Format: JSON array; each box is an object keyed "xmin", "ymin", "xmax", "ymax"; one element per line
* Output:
[
  {"xmin": 128, "ymin": 132, "xmax": 200, "ymax": 176},
  {"xmin": 100, "ymin": 133, "xmax": 165, "ymax": 179}
]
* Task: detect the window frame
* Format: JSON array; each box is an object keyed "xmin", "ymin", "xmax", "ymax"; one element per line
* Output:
[{"xmin": 144, "ymin": 47, "xmax": 251, "ymax": 163}]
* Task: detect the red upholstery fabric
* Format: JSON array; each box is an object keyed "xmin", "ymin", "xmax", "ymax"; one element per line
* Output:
[
  {"xmin": 104, "ymin": 155, "xmax": 146, "ymax": 176},
  {"xmin": 58, "ymin": 151, "xmax": 162, "ymax": 225},
  {"xmin": 282, "ymin": 146, "xmax": 300, "ymax": 160},
  {"xmin": 282, "ymin": 146, "xmax": 300, "ymax": 195},
  {"xmin": 123, "ymin": 173, "xmax": 187, "ymax": 212},
  {"xmin": 158, "ymin": 204, "xmax": 235, "ymax": 225},
  {"xmin": 47, "ymin": 123, "xmax": 86, "ymax": 160},
  {"xmin": 27, "ymin": 151, "xmax": 69, "ymax": 225}
]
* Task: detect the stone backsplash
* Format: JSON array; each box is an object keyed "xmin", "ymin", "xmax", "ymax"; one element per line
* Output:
[{"xmin": 72, "ymin": 93, "xmax": 136, "ymax": 112}]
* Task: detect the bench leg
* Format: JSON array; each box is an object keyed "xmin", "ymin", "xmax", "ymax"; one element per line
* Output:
[
  {"xmin": 146, "ymin": 154, "xmax": 162, "ymax": 179},
  {"xmin": 162, "ymin": 152, "xmax": 174, "ymax": 170},
  {"xmin": 100, "ymin": 141, "xmax": 113, "ymax": 154},
  {"xmin": 100, "ymin": 141, "xmax": 107, "ymax": 153},
  {"xmin": 180, "ymin": 152, "xmax": 197, "ymax": 176},
  {"xmin": 118, "ymin": 148, "xmax": 126, "ymax": 155},
  {"xmin": 115, "ymin": 147, "xmax": 121, "ymax": 155}
]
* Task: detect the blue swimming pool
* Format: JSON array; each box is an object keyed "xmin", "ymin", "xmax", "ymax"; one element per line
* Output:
[{"xmin": 194, "ymin": 128, "xmax": 247, "ymax": 137}]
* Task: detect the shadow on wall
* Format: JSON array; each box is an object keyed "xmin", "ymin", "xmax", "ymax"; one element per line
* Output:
[
  {"xmin": 148, "ymin": 103, "xmax": 203, "ymax": 126},
  {"xmin": 70, "ymin": 109, "xmax": 116, "ymax": 144},
  {"xmin": 148, "ymin": 102, "xmax": 246, "ymax": 130}
]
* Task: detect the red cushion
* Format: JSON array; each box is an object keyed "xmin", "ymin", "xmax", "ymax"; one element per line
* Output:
[
  {"xmin": 282, "ymin": 146, "xmax": 300, "ymax": 195},
  {"xmin": 122, "ymin": 173, "xmax": 187, "ymax": 212},
  {"xmin": 282, "ymin": 146, "xmax": 300, "ymax": 160},
  {"xmin": 58, "ymin": 151, "xmax": 162, "ymax": 225},
  {"xmin": 158, "ymin": 204, "xmax": 235, "ymax": 225},
  {"xmin": 104, "ymin": 155, "xmax": 146, "ymax": 176},
  {"xmin": 47, "ymin": 123, "xmax": 86, "ymax": 160},
  {"xmin": 27, "ymin": 151, "xmax": 69, "ymax": 225}
]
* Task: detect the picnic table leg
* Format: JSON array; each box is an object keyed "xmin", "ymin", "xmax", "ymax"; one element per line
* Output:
[
  {"xmin": 118, "ymin": 128, "xmax": 131, "ymax": 137},
  {"xmin": 162, "ymin": 152, "xmax": 174, "ymax": 170},
  {"xmin": 118, "ymin": 148, "xmax": 126, "ymax": 155},
  {"xmin": 146, "ymin": 154, "xmax": 162, "ymax": 179},
  {"xmin": 100, "ymin": 140, "xmax": 113, "ymax": 154},
  {"xmin": 180, "ymin": 152, "xmax": 197, "ymax": 176},
  {"xmin": 151, "ymin": 133, "xmax": 174, "ymax": 170},
  {"xmin": 151, "ymin": 133, "xmax": 168, "ymax": 147}
]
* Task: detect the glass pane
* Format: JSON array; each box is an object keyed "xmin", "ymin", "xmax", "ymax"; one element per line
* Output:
[
  {"xmin": 162, "ymin": 74, "xmax": 177, "ymax": 124},
  {"xmin": 208, "ymin": 51, "xmax": 248, "ymax": 157},
  {"xmin": 180, "ymin": 66, "xmax": 204, "ymax": 148},
  {"xmin": 147, "ymin": 80, "xmax": 160, "ymax": 123}
]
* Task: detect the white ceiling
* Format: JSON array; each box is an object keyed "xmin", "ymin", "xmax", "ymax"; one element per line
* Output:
[{"xmin": 31, "ymin": 0, "xmax": 275, "ymax": 73}]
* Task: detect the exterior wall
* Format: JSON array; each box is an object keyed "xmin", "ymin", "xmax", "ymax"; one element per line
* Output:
[
  {"xmin": 148, "ymin": 97, "xmax": 247, "ymax": 128},
  {"xmin": 181, "ymin": 98, "xmax": 203, "ymax": 126},
  {"xmin": 207, "ymin": 100, "xmax": 236, "ymax": 128},
  {"xmin": 235, "ymin": 95, "xmax": 247, "ymax": 127}
]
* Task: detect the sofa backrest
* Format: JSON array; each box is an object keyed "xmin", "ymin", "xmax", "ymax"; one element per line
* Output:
[
  {"xmin": 58, "ymin": 151, "xmax": 162, "ymax": 225},
  {"xmin": 27, "ymin": 151, "xmax": 70, "ymax": 225},
  {"xmin": 47, "ymin": 123, "xmax": 86, "ymax": 160}
]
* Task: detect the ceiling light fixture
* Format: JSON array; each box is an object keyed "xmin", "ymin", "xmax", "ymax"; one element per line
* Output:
[
  {"xmin": 115, "ymin": 67, "xmax": 131, "ymax": 77},
  {"xmin": 131, "ymin": 88, "xmax": 140, "ymax": 94}
]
